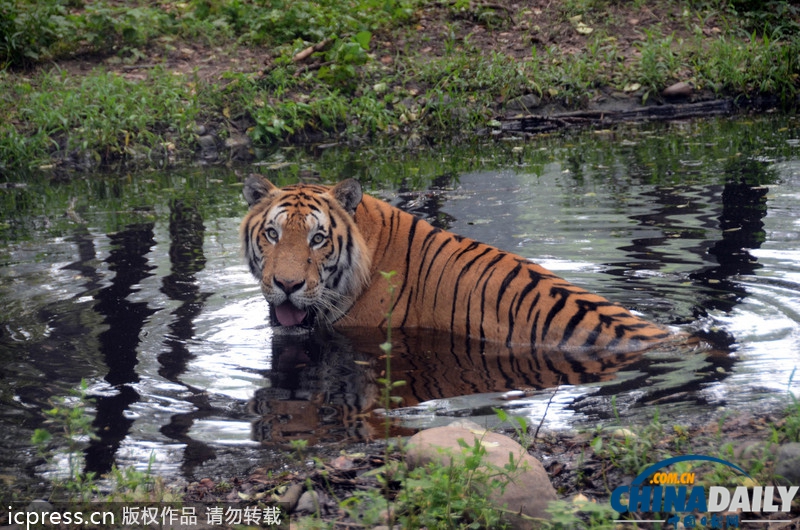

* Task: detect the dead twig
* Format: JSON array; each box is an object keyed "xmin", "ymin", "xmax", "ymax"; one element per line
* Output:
[
  {"xmin": 533, "ymin": 378, "xmax": 561, "ymax": 441},
  {"xmin": 292, "ymin": 38, "xmax": 333, "ymax": 63}
]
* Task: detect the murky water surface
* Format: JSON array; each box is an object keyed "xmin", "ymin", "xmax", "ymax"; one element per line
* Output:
[{"xmin": 1, "ymin": 115, "xmax": 799, "ymax": 488}]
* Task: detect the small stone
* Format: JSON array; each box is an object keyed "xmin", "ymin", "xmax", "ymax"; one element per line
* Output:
[
  {"xmin": 225, "ymin": 133, "xmax": 253, "ymax": 161},
  {"xmin": 224, "ymin": 134, "xmax": 251, "ymax": 149},
  {"xmin": 27, "ymin": 499, "xmax": 54, "ymax": 512},
  {"xmin": 196, "ymin": 134, "xmax": 218, "ymax": 161},
  {"xmin": 506, "ymin": 94, "xmax": 542, "ymax": 113},
  {"xmin": 331, "ymin": 455, "xmax": 356, "ymax": 470},
  {"xmin": 295, "ymin": 490, "xmax": 320, "ymax": 513},
  {"xmin": 662, "ymin": 81, "xmax": 692, "ymax": 98},
  {"xmin": 775, "ymin": 442, "xmax": 800, "ymax": 485},
  {"xmin": 611, "ymin": 428, "xmax": 637, "ymax": 439}
]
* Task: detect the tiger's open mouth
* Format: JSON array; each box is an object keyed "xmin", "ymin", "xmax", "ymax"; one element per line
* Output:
[{"xmin": 272, "ymin": 300, "xmax": 314, "ymax": 327}]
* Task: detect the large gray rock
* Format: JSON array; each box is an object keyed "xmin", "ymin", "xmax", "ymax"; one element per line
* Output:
[{"xmin": 406, "ymin": 424, "xmax": 557, "ymax": 529}]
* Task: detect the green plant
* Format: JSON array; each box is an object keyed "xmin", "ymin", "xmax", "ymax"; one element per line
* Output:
[
  {"xmin": 396, "ymin": 439, "xmax": 511, "ymax": 529},
  {"xmin": 377, "ymin": 270, "xmax": 405, "ymax": 426},
  {"xmin": 783, "ymin": 368, "xmax": 800, "ymax": 442},
  {"xmin": 290, "ymin": 439, "xmax": 310, "ymax": 462},
  {"xmin": 494, "ymin": 407, "xmax": 532, "ymax": 449},
  {"xmin": 0, "ymin": 0, "xmax": 77, "ymax": 68},
  {"xmin": 317, "ymin": 32, "xmax": 373, "ymax": 91},
  {"xmin": 635, "ymin": 30, "xmax": 684, "ymax": 97},
  {"xmin": 105, "ymin": 454, "xmax": 183, "ymax": 503},
  {"xmin": 30, "ymin": 379, "xmax": 98, "ymax": 501},
  {"xmin": 589, "ymin": 409, "xmax": 673, "ymax": 479},
  {"xmin": 545, "ymin": 496, "xmax": 620, "ymax": 529},
  {"xmin": 1, "ymin": 65, "xmax": 200, "ymax": 169},
  {"xmin": 340, "ymin": 437, "xmax": 517, "ymax": 529}
]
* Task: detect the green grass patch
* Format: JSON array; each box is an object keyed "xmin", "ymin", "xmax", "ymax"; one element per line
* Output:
[{"xmin": 1, "ymin": 66, "xmax": 202, "ymax": 169}]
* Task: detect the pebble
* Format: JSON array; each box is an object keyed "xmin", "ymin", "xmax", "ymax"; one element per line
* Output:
[
  {"xmin": 295, "ymin": 490, "xmax": 320, "ymax": 513},
  {"xmin": 662, "ymin": 81, "xmax": 693, "ymax": 98},
  {"xmin": 196, "ymin": 134, "xmax": 218, "ymax": 161},
  {"xmin": 775, "ymin": 442, "xmax": 800, "ymax": 485},
  {"xmin": 506, "ymin": 93, "xmax": 543, "ymax": 113}
]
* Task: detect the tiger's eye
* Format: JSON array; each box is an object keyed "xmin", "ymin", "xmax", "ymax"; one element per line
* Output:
[
  {"xmin": 266, "ymin": 227, "xmax": 279, "ymax": 241},
  {"xmin": 311, "ymin": 233, "xmax": 325, "ymax": 245}
]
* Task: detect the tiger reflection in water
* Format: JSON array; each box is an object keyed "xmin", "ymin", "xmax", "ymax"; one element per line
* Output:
[{"xmin": 247, "ymin": 327, "xmax": 668, "ymax": 445}]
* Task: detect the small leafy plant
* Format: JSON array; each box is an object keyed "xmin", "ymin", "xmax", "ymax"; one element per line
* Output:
[{"xmin": 31, "ymin": 379, "xmax": 98, "ymax": 501}]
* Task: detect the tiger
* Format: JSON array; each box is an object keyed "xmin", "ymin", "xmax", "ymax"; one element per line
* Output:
[{"xmin": 240, "ymin": 175, "xmax": 678, "ymax": 353}]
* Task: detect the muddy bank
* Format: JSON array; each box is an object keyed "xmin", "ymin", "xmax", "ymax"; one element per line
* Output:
[{"xmin": 3, "ymin": 0, "xmax": 799, "ymax": 174}]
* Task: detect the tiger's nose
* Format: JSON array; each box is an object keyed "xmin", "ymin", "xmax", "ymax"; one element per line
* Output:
[{"xmin": 274, "ymin": 277, "xmax": 305, "ymax": 294}]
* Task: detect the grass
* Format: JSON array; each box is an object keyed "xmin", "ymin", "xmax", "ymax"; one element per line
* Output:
[{"xmin": 1, "ymin": 0, "xmax": 799, "ymax": 172}]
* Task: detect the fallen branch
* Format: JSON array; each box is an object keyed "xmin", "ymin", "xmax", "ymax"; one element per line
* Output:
[{"xmin": 292, "ymin": 38, "xmax": 333, "ymax": 63}]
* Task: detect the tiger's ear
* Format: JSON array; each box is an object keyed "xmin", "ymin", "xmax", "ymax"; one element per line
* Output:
[
  {"xmin": 330, "ymin": 178, "xmax": 363, "ymax": 215},
  {"xmin": 243, "ymin": 174, "xmax": 279, "ymax": 207}
]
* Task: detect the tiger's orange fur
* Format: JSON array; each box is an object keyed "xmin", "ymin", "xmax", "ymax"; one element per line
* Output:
[{"xmin": 241, "ymin": 176, "xmax": 675, "ymax": 353}]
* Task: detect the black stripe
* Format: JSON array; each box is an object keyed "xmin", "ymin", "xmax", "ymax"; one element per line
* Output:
[
  {"xmin": 541, "ymin": 286, "xmax": 570, "ymax": 344},
  {"xmin": 396, "ymin": 216, "xmax": 421, "ymax": 327},
  {"xmin": 505, "ymin": 292, "xmax": 519, "ymax": 346},
  {"xmin": 529, "ymin": 293, "xmax": 541, "ymax": 345},
  {"xmin": 558, "ymin": 299, "xmax": 597, "ymax": 349},
  {"xmin": 494, "ymin": 262, "xmax": 523, "ymax": 316},
  {"xmin": 449, "ymin": 247, "xmax": 493, "ymax": 334},
  {"xmin": 464, "ymin": 252, "xmax": 507, "ymax": 340},
  {"xmin": 584, "ymin": 322, "xmax": 603, "ymax": 348},
  {"xmin": 420, "ymin": 235, "xmax": 454, "ymax": 295},
  {"xmin": 514, "ymin": 268, "xmax": 544, "ymax": 322},
  {"xmin": 432, "ymin": 241, "xmax": 480, "ymax": 311},
  {"xmin": 478, "ymin": 268, "xmax": 498, "ymax": 343},
  {"xmin": 413, "ymin": 228, "xmax": 441, "ymax": 302}
]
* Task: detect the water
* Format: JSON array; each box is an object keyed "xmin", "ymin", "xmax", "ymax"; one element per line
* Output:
[{"xmin": 1, "ymin": 115, "xmax": 799, "ymax": 491}]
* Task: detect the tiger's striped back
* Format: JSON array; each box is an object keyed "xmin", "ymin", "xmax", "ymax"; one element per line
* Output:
[{"xmin": 340, "ymin": 192, "xmax": 673, "ymax": 352}]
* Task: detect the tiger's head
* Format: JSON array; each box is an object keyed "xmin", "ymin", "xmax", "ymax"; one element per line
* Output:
[{"xmin": 241, "ymin": 175, "xmax": 372, "ymax": 329}]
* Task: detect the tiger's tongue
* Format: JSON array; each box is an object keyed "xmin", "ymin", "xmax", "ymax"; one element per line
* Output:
[{"xmin": 275, "ymin": 301, "xmax": 307, "ymax": 326}]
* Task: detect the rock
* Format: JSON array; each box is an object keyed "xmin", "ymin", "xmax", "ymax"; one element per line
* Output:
[
  {"xmin": 662, "ymin": 81, "xmax": 692, "ymax": 99},
  {"xmin": 775, "ymin": 442, "xmax": 800, "ymax": 485},
  {"xmin": 26, "ymin": 499, "xmax": 54, "ymax": 512},
  {"xmin": 295, "ymin": 490, "xmax": 320, "ymax": 513},
  {"xmin": 196, "ymin": 134, "xmax": 218, "ymax": 162},
  {"xmin": 406, "ymin": 425, "xmax": 557, "ymax": 529},
  {"xmin": 732, "ymin": 440, "xmax": 770, "ymax": 462},
  {"xmin": 506, "ymin": 94, "xmax": 542, "ymax": 113},
  {"xmin": 279, "ymin": 482, "xmax": 305, "ymax": 512},
  {"xmin": 225, "ymin": 133, "xmax": 253, "ymax": 161}
]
